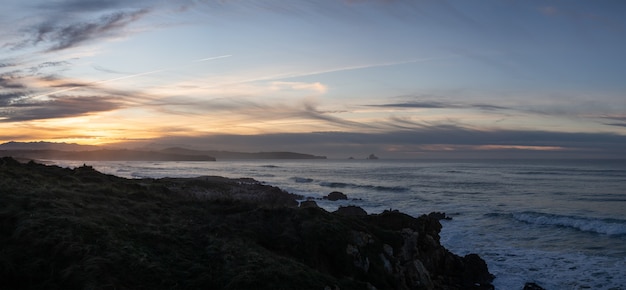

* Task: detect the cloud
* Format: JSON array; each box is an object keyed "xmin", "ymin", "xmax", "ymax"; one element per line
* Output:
[
  {"xmin": 599, "ymin": 115, "xmax": 626, "ymax": 128},
  {"xmin": 0, "ymin": 95, "xmax": 122, "ymax": 122},
  {"xmin": 27, "ymin": 61, "xmax": 72, "ymax": 74},
  {"xmin": 270, "ymin": 81, "xmax": 327, "ymax": 94},
  {"xmin": 367, "ymin": 100, "xmax": 509, "ymax": 111},
  {"xmin": 0, "ymin": 74, "xmax": 26, "ymax": 89},
  {"xmin": 36, "ymin": 0, "xmax": 131, "ymax": 13},
  {"xmin": 0, "ymin": 92, "xmax": 28, "ymax": 106},
  {"xmin": 299, "ymin": 99, "xmax": 373, "ymax": 129},
  {"xmin": 149, "ymin": 96, "xmax": 372, "ymax": 131},
  {"xmin": 93, "ymin": 65, "xmax": 127, "ymax": 74},
  {"xmin": 369, "ymin": 101, "xmax": 452, "ymax": 109},
  {"xmin": 9, "ymin": 8, "xmax": 150, "ymax": 52},
  {"xmin": 48, "ymin": 9, "xmax": 149, "ymax": 51},
  {"xmin": 0, "ymin": 61, "xmax": 18, "ymax": 68}
]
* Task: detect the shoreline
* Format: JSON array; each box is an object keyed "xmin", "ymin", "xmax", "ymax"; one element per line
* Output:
[{"xmin": 0, "ymin": 157, "xmax": 498, "ymax": 289}]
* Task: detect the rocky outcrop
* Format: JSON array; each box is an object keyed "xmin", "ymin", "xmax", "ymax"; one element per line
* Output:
[
  {"xmin": 299, "ymin": 199, "xmax": 320, "ymax": 208},
  {"xmin": 324, "ymin": 191, "xmax": 348, "ymax": 201},
  {"xmin": 0, "ymin": 157, "xmax": 494, "ymax": 290},
  {"xmin": 361, "ymin": 210, "xmax": 495, "ymax": 289},
  {"xmin": 334, "ymin": 205, "xmax": 368, "ymax": 216}
]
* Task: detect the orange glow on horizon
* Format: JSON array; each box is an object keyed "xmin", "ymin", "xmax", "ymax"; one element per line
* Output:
[{"xmin": 475, "ymin": 145, "xmax": 565, "ymax": 151}]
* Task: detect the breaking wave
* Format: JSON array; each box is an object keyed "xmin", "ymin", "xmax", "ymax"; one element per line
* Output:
[
  {"xmin": 512, "ymin": 211, "xmax": 626, "ymax": 236},
  {"xmin": 319, "ymin": 181, "xmax": 409, "ymax": 192}
]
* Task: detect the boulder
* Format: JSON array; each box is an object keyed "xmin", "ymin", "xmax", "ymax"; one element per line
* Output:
[
  {"xmin": 300, "ymin": 200, "xmax": 320, "ymax": 208},
  {"xmin": 334, "ymin": 205, "xmax": 367, "ymax": 216},
  {"xmin": 324, "ymin": 191, "xmax": 348, "ymax": 201},
  {"xmin": 428, "ymin": 211, "xmax": 452, "ymax": 221}
]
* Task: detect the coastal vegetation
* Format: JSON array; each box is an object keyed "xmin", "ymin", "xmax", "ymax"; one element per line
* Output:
[{"xmin": 0, "ymin": 157, "xmax": 493, "ymax": 289}]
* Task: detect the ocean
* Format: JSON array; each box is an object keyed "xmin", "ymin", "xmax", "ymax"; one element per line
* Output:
[{"xmin": 50, "ymin": 159, "xmax": 626, "ymax": 290}]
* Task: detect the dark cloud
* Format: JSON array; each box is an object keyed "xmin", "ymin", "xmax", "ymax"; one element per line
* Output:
[
  {"xmin": 368, "ymin": 100, "xmax": 509, "ymax": 111},
  {"xmin": 300, "ymin": 101, "xmax": 374, "ymax": 129},
  {"xmin": 28, "ymin": 61, "xmax": 72, "ymax": 74},
  {"xmin": 471, "ymin": 104, "xmax": 509, "ymax": 110},
  {"xmin": 0, "ymin": 71, "xmax": 26, "ymax": 89},
  {"xmin": 8, "ymin": 8, "xmax": 149, "ymax": 52},
  {"xmin": 46, "ymin": 9, "xmax": 149, "ymax": 51},
  {"xmin": 370, "ymin": 101, "xmax": 451, "ymax": 109},
  {"xmin": 0, "ymin": 92, "xmax": 27, "ymax": 106},
  {"xmin": 597, "ymin": 115, "xmax": 626, "ymax": 128},
  {"xmin": 36, "ymin": 0, "xmax": 131, "ymax": 13},
  {"xmin": 0, "ymin": 62, "xmax": 18, "ymax": 68},
  {"xmin": 0, "ymin": 95, "xmax": 121, "ymax": 122}
]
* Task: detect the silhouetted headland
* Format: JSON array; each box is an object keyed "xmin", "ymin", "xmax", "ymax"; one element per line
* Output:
[
  {"xmin": 0, "ymin": 141, "xmax": 327, "ymax": 161},
  {"xmin": 0, "ymin": 157, "xmax": 493, "ymax": 289}
]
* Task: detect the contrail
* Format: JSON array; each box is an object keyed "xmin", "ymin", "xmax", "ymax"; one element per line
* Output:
[
  {"xmin": 194, "ymin": 54, "xmax": 232, "ymax": 62},
  {"xmin": 26, "ymin": 55, "xmax": 233, "ymax": 100}
]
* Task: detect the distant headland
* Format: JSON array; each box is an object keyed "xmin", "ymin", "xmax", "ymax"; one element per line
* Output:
[{"xmin": 0, "ymin": 141, "xmax": 327, "ymax": 161}]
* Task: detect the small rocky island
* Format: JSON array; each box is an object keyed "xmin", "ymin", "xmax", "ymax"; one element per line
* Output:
[{"xmin": 0, "ymin": 157, "xmax": 494, "ymax": 289}]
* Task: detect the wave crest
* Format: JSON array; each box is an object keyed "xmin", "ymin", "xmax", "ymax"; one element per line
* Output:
[
  {"xmin": 319, "ymin": 181, "xmax": 409, "ymax": 192},
  {"xmin": 512, "ymin": 212, "xmax": 626, "ymax": 236}
]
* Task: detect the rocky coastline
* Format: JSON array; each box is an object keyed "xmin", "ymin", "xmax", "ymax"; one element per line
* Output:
[{"xmin": 0, "ymin": 157, "xmax": 495, "ymax": 289}]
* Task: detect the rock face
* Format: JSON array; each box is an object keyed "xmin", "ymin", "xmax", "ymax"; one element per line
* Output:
[
  {"xmin": 324, "ymin": 191, "xmax": 348, "ymax": 201},
  {"xmin": 362, "ymin": 210, "xmax": 495, "ymax": 289},
  {"xmin": 334, "ymin": 205, "xmax": 368, "ymax": 216},
  {"xmin": 0, "ymin": 157, "xmax": 494, "ymax": 290},
  {"xmin": 299, "ymin": 199, "xmax": 320, "ymax": 208}
]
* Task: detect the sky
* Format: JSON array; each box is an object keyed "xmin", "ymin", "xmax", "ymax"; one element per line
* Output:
[{"xmin": 1, "ymin": 0, "xmax": 625, "ymax": 159}]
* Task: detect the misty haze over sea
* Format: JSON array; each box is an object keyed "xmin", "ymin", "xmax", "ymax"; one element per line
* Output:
[{"xmin": 49, "ymin": 158, "xmax": 626, "ymax": 290}]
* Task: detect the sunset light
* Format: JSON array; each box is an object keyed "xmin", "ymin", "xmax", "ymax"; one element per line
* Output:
[{"xmin": 1, "ymin": 1, "xmax": 625, "ymax": 158}]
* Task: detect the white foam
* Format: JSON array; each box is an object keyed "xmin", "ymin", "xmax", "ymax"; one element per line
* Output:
[
  {"xmin": 513, "ymin": 212, "xmax": 626, "ymax": 236},
  {"xmin": 441, "ymin": 219, "xmax": 626, "ymax": 290}
]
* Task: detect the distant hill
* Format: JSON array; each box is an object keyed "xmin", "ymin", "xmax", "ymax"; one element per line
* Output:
[
  {"xmin": 0, "ymin": 141, "xmax": 98, "ymax": 151},
  {"xmin": 0, "ymin": 149, "xmax": 216, "ymax": 162},
  {"xmin": 0, "ymin": 142, "xmax": 326, "ymax": 161},
  {"xmin": 160, "ymin": 147, "xmax": 327, "ymax": 160}
]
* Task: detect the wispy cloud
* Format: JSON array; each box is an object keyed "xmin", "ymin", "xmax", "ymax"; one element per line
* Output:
[
  {"xmin": 0, "ymin": 73, "xmax": 26, "ymax": 89},
  {"xmin": 27, "ymin": 61, "xmax": 72, "ymax": 74},
  {"xmin": 598, "ymin": 115, "xmax": 626, "ymax": 128},
  {"xmin": 36, "ymin": 0, "xmax": 132, "ymax": 13},
  {"xmin": 0, "ymin": 92, "xmax": 28, "ymax": 106},
  {"xmin": 367, "ymin": 99, "xmax": 510, "ymax": 111},
  {"xmin": 1, "ymin": 95, "xmax": 122, "ymax": 122},
  {"xmin": 7, "ymin": 8, "xmax": 150, "ymax": 52},
  {"xmin": 270, "ymin": 81, "xmax": 327, "ymax": 94}
]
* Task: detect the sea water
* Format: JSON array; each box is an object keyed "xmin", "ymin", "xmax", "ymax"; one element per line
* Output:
[{"xmin": 51, "ymin": 159, "xmax": 626, "ymax": 290}]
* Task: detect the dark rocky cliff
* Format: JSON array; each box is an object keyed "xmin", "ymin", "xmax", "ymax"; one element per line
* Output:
[{"xmin": 0, "ymin": 157, "xmax": 493, "ymax": 289}]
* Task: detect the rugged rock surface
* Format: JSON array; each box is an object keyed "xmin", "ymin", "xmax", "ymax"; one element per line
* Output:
[
  {"xmin": 0, "ymin": 157, "xmax": 494, "ymax": 289},
  {"xmin": 299, "ymin": 199, "xmax": 321, "ymax": 208},
  {"xmin": 324, "ymin": 191, "xmax": 349, "ymax": 201},
  {"xmin": 334, "ymin": 205, "xmax": 368, "ymax": 216}
]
